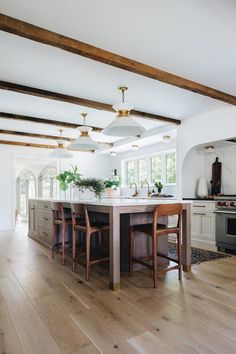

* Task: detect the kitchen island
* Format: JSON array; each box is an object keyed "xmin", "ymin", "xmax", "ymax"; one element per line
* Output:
[{"xmin": 28, "ymin": 198, "xmax": 192, "ymax": 290}]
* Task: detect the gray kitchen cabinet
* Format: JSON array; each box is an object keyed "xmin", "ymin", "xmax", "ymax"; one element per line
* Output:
[
  {"xmin": 28, "ymin": 200, "xmax": 38, "ymax": 238},
  {"xmin": 28, "ymin": 200, "xmax": 53, "ymax": 248}
]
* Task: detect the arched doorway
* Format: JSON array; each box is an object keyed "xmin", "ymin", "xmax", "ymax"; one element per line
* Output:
[
  {"xmin": 16, "ymin": 170, "xmax": 36, "ymax": 218},
  {"xmin": 38, "ymin": 166, "xmax": 57, "ymax": 199}
]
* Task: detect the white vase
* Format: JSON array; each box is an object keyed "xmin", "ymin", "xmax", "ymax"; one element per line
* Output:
[{"xmin": 197, "ymin": 177, "xmax": 208, "ymax": 198}]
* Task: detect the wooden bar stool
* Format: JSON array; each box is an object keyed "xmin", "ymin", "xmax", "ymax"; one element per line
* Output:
[
  {"xmin": 71, "ymin": 203, "xmax": 110, "ymax": 281},
  {"xmin": 51, "ymin": 202, "xmax": 72, "ymax": 265},
  {"xmin": 130, "ymin": 203, "xmax": 183, "ymax": 288}
]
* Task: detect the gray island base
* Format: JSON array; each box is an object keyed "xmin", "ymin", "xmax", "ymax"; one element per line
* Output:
[{"xmin": 28, "ymin": 198, "xmax": 192, "ymax": 290}]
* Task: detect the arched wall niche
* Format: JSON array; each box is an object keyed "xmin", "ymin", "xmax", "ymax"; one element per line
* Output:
[{"xmin": 177, "ymin": 105, "xmax": 236, "ymax": 197}]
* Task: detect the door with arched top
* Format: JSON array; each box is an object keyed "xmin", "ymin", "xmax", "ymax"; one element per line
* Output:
[{"xmin": 16, "ymin": 170, "xmax": 36, "ymax": 217}]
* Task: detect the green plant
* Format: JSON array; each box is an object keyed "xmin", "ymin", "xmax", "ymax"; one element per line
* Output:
[
  {"xmin": 56, "ymin": 165, "xmax": 81, "ymax": 191},
  {"xmin": 75, "ymin": 177, "xmax": 106, "ymax": 199},
  {"xmin": 104, "ymin": 175, "xmax": 120, "ymax": 190},
  {"xmin": 155, "ymin": 181, "xmax": 163, "ymax": 194}
]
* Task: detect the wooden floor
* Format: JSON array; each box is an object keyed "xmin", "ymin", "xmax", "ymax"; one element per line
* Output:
[{"xmin": 1, "ymin": 223, "xmax": 236, "ymax": 354}]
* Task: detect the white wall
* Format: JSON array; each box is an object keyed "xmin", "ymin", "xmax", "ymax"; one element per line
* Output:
[
  {"xmin": 59, "ymin": 154, "xmax": 112, "ymax": 179},
  {"xmin": 178, "ymin": 105, "xmax": 236, "ymax": 197},
  {"xmin": 203, "ymin": 145, "xmax": 236, "ymax": 195},
  {"xmin": 0, "ymin": 150, "xmax": 14, "ymax": 230},
  {"xmin": 0, "ymin": 145, "xmax": 112, "ymax": 230},
  {"xmin": 182, "ymin": 148, "xmax": 204, "ymax": 198}
]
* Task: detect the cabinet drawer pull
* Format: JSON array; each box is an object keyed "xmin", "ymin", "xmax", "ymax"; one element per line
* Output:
[
  {"xmin": 41, "ymin": 232, "xmax": 48, "ymax": 236},
  {"xmin": 30, "ymin": 207, "xmax": 35, "ymax": 210},
  {"xmin": 42, "ymin": 217, "xmax": 48, "ymax": 221},
  {"xmin": 193, "ymin": 205, "xmax": 206, "ymax": 208},
  {"xmin": 193, "ymin": 212, "xmax": 206, "ymax": 215}
]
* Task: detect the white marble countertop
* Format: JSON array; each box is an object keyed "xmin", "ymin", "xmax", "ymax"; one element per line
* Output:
[{"xmin": 29, "ymin": 197, "xmax": 192, "ymax": 207}]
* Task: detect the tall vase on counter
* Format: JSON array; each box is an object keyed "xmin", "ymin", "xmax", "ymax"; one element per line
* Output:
[{"xmin": 197, "ymin": 177, "xmax": 208, "ymax": 198}]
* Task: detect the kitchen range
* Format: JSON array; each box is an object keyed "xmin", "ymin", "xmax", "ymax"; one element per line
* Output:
[
  {"xmin": 190, "ymin": 195, "xmax": 236, "ymax": 253},
  {"xmin": 215, "ymin": 195, "xmax": 236, "ymax": 252}
]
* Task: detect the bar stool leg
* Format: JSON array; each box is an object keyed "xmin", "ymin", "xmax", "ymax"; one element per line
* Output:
[
  {"xmin": 177, "ymin": 232, "xmax": 182, "ymax": 281},
  {"xmin": 152, "ymin": 235, "xmax": 158, "ymax": 288},
  {"xmin": 51, "ymin": 223, "xmax": 56, "ymax": 259},
  {"xmin": 129, "ymin": 228, "xmax": 134, "ymax": 277},
  {"xmin": 86, "ymin": 232, "xmax": 91, "ymax": 281},
  {"xmin": 72, "ymin": 227, "xmax": 77, "ymax": 272},
  {"xmin": 61, "ymin": 224, "xmax": 66, "ymax": 265},
  {"xmin": 98, "ymin": 230, "xmax": 102, "ymax": 254}
]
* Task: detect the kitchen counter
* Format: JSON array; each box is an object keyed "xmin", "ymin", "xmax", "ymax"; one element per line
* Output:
[
  {"xmin": 30, "ymin": 197, "xmax": 184, "ymax": 207},
  {"xmin": 28, "ymin": 197, "xmax": 192, "ymax": 290}
]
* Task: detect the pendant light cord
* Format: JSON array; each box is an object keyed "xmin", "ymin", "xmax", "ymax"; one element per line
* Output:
[{"xmin": 81, "ymin": 113, "xmax": 88, "ymax": 126}]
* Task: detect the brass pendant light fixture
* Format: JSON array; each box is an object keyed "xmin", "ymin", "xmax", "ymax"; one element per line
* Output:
[
  {"xmin": 68, "ymin": 113, "xmax": 98, "ymax": 151},
  {"xmin": 103, "ymin": 87, "xmax": 146, "ymax": 137},
  {"xmin": 48, "ymin": 129, "xmax": 74, "ymax": 159}
]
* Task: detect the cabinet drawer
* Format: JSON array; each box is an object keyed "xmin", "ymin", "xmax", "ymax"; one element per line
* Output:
[
  {"xmin": 38, "ymin": 201, "xmax": 52, "ymax": 212},
  {"xmin": 38, "ymin": 225, "xmax": 52, "ymax": 246},
  {"xmin": 39, "ymin": 211, "xmax": 52, "ymax": 228},
  {"xmin": 192, "ymin": 202, "xmax": 216, "ymax": 213}
]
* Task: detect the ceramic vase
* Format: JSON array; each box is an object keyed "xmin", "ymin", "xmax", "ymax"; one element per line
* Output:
[
  {"xmin": 197, "ymin": 177, "xmax": 208, "ymax": 198},
  {"xmin": 106, "ymin": 188, "xmax": 120, "ymax": 198}
]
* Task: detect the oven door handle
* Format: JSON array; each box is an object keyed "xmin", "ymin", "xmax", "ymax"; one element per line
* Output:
[{"xmin": 214, "ymin": 210, "xmax": 236, "ymax": 214}]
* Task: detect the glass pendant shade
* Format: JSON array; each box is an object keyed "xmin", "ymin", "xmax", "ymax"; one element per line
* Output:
[
  {"xmin": 103, "ymin": 88, "xmax": 145, "ymax": 137},
  {"xmin": 68, "ymin": 126, "xmax": 98, "ymax": 151},
  {"xmin": 48, "ymin": 139, "xmax": 74, "ymax": 159}
]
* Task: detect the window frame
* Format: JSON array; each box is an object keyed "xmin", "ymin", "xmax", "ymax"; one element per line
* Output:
[
  {"xmin": 38, "ymin": 166, "xmax": 58, "ymax": 199},
  {"xmin": 123, "ymin": 149, "xmax": 176, "ymax": 187}
]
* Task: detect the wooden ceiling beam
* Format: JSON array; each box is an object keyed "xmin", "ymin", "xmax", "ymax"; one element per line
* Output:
[
  {"xmin": 0, "ymin": 13, "xmax": 235, "ymax": 105},
  {"xmin": 0, "ymin": 140, "xmax": 95, "ymax": 153},
  {"xmin": 0, "ymin": 128, "xmax": 113, "ymax": 147},
  {"xmin": 0, "ymin": 140, "xmax": 56, "ymax": 149},
  {"xmin": 0, "ymin": 128, "xmax": 72, "ymax": 141},
  {"xmin": 0, "ymin": 112, "xmax": 103, "ymax": 132},
  {"xmin": 0, "ymin": 139, "xmax": 100, "ymax": 152},
  {"xmin": 0, "ymin": 81, "xmax": 180, "ymax": 125}
]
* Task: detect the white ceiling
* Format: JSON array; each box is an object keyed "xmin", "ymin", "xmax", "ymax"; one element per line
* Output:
[{"xmin": 0, "ymin": 0, "xmax": 235, "ymax": 152}]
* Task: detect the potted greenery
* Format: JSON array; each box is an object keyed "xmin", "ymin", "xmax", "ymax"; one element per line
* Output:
[
  {"xmin": 104, "ymin": 175, "xmax": 121, "ymax": 198},
  {"xmin": 155, "ymin": 181, "xmax": 163, "ymax": 194},
  {"xmin": 56, "ymin": 165, "xmax": 81, "ymax": 197},
  {"xmin": 75, "ymin": 177, "xmax": 106, "ymax": 199}
]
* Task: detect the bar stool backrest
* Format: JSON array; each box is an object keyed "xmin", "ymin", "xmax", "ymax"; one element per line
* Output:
[
  {"xmin": 51, "ymin": 202, "xmax": 65, "ymax": 222},
  {"xmin": 153, "ymin": 203, "xmax": 183, "ymax": 231},
  {"xmin": 70, "ymin": 203, "xmax": 90, "ymax": 229}
]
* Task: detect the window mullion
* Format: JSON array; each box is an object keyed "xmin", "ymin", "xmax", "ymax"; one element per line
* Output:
[
  {"xmin": 135, "ymin": 160, "xmax": 138, "ymax": 184},
  {"xmin": 162, "ymin": 153, "xmax": 166, "ymax": 184},
  {"xmin": 147, "ymin": 158, "xmax": 151, "ymax": 184}
]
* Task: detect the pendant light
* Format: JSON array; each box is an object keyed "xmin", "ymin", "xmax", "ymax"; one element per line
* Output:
[
  {"xmin": 68, "ymin": 113, "xmax": 98, "ymax": 151},
  {"xmin": 103, "ymin": 87, "xmax": 145, "ymax": 137},
  {"xmin": 48, "ymin": 130, "xmax": 74, "ymax": 159}
]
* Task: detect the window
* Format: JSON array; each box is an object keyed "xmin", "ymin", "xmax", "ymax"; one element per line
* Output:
[
  {"xmin": 16, "ymin": 170, "xmax": 36, "ymax": 216},
  {"xmin": 39, "ymin": 167, "xmax": 57, "ymax": 199},
  {"xmin": 151, "ymin": 155, "xmax": 162, "ymax": 184},
  {"xmin": 127, "ymin": 160, "xmax": 135, "ymax": 185},
  {"xmin": 125, "ymin": 150, "xmax": 176, "ymax": 186},
  {"xmin": 138, "ymin": 159, "xmax": 148, "ymax": 185},
  {"xmin": 166, "ymin": 152, "xmax": 176, "ymax": 184}
]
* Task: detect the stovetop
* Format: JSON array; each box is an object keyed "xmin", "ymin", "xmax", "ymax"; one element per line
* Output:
[{"xmin": 214, "ymin": 195, "xmax": 236, "ymax": 200}]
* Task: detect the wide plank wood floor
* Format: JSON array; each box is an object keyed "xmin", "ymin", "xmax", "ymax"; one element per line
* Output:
[{"xmin": 0, "ymin": 222, "xmax": 236, "ymax": 354}]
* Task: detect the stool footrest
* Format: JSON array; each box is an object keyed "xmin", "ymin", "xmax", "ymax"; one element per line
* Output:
[
  {"xmin": 156, "ymin": 252, "xmax": 180, "ymax": 264},
  {"xmin": 89, "ymin": 257, "xmax": 109, "ymax": 265}
]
